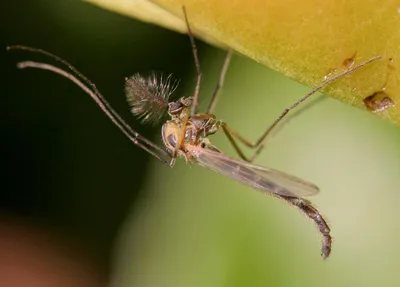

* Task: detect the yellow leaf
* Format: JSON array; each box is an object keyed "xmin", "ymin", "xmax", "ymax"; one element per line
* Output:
[{"xmin": 84, "ymin": 0, "xmax": 400, "ymax": 126}]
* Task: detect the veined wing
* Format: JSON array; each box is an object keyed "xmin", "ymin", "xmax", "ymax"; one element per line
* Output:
[{"xmin": 189, "ymin": 146, "xmax": 319, "ymax": 197}]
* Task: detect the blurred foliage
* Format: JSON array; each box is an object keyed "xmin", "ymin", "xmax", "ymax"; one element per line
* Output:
[{"xmin": 3, "ymin": 1, "xmax": 400, "ymax": 287}]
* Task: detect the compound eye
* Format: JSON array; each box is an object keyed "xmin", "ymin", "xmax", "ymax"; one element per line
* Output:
[{"xmin": 168, "ymin": 101, "xmax": 183, "ymax": 115}]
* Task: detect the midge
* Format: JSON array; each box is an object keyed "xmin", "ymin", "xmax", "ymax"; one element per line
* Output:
[{"xmin": 8, "ymin": 7, "xmax": 380, "ymax": 259}]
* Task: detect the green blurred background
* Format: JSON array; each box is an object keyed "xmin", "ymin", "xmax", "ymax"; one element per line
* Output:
[{"xmin": 2, "ymin": 1, "xmax": 400, "ymax": 286}]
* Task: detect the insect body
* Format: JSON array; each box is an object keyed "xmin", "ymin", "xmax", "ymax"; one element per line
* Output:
[
  {"xmin": 7, "ymin": 7, "xmax": 381, "ymax": 259},
  {"xmin": 128, "ymin": 77, "xmax": 333, "ymax": 258}
]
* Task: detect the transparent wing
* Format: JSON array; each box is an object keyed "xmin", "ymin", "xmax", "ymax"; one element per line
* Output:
[{"xmin": 191, "ymin": 147, "xmax": 319, "ymax": 197}]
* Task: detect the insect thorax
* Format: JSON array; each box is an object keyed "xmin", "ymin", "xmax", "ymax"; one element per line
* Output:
[{"xmin": 161, "ymin": 113, "xmax": 220, "ymax": 158}]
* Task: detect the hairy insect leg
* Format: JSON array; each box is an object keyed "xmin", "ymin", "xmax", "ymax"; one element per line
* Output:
[
  {"xmin": 207, "ymin": 50, "xmax": 233, "ymax": 114},
  {"xmin": 182, "ymin": 6, "xmax": 202, "ymax": 116},
  {"xmin": 276, "ymin": 195, "xmax": 332, "ymax": 259}
]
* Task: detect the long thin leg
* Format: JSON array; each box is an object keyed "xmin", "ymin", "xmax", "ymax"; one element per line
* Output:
[
  {"xmin": 220, "ymin": 97, "xmax": 327, "ymax": 161},
  {"xmin": 173, "ymin": 109, "xmax": 190, "ymax": 157},
  {"xmin": 182, "ymin": 6, "xmax": 203, "ymax": 116},
  {"xmin": 207, "ymin": 50, "xmax": 233, "ymax": 114},
  {"xmin": 276, "ymin": 195, "xmax": 332, "ymax": 259},
  {"xmin": 7, "ymin": 45, "xmax": 171, "ymax": 162},
  {"xmin": 14, "ymin": 60, "xmax": 172, "ymax": 165},
  {"xmin": 219, "ymin": 56, "xmax": 381, "ymax": 162},
  {"xmin": 220, "ymin": 123, "xmax": 252, "ymax": 161}
]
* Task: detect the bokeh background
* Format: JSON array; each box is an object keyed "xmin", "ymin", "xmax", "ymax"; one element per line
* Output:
[{"xmin": 2, "ymin": 1, "xmax": 400, "ymax": 286}]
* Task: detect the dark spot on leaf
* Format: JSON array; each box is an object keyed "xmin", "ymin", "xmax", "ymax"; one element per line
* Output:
[
  {"xmin": 363, "ymin": 91, "xmax": 394, "ymax": 112},
  {"xmin": 342, "ymin": 51, "xmax": 357, "ymax": 69}
]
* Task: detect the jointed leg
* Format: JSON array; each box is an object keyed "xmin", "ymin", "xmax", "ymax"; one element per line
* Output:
[
  {"xmin": 218, "ymin": 55, "xmax": 381, "ymax": 162},
  {"xmin": 220, "ymin": 122, "xmax": 264, "ymax": 162},
  {"xmin": 173, "ymin": 109, "xmax": 191, "ymax": 156},
  {"xmin": 220, "ymin": 97, "xmax": 327, "ymax": 162},
  {"xmin": 167, "ymin": 108, "xmax": 193, "ymax": 167},
  {"xmin": 207, "ymin": 50, "xmax": 233, "ymax": 114},
  {"xmin": 220, "ymin": 122, "xmax": 254, "ymax": 161},
  {"xmin": 222, "ymin": 97, "xmax": 322, "ymax": 162},
  {"xmin": 17, "ymin": 60, "xmax": 171, "ymax": 164},
  {"xmin": 182, "ymin": 6, "xmax": 203, "ymax": 116}
]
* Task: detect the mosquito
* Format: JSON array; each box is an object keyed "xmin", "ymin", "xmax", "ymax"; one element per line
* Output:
[{"xmin": 7, "ymin": 7, "xmax": 381, "ymax": 259}]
